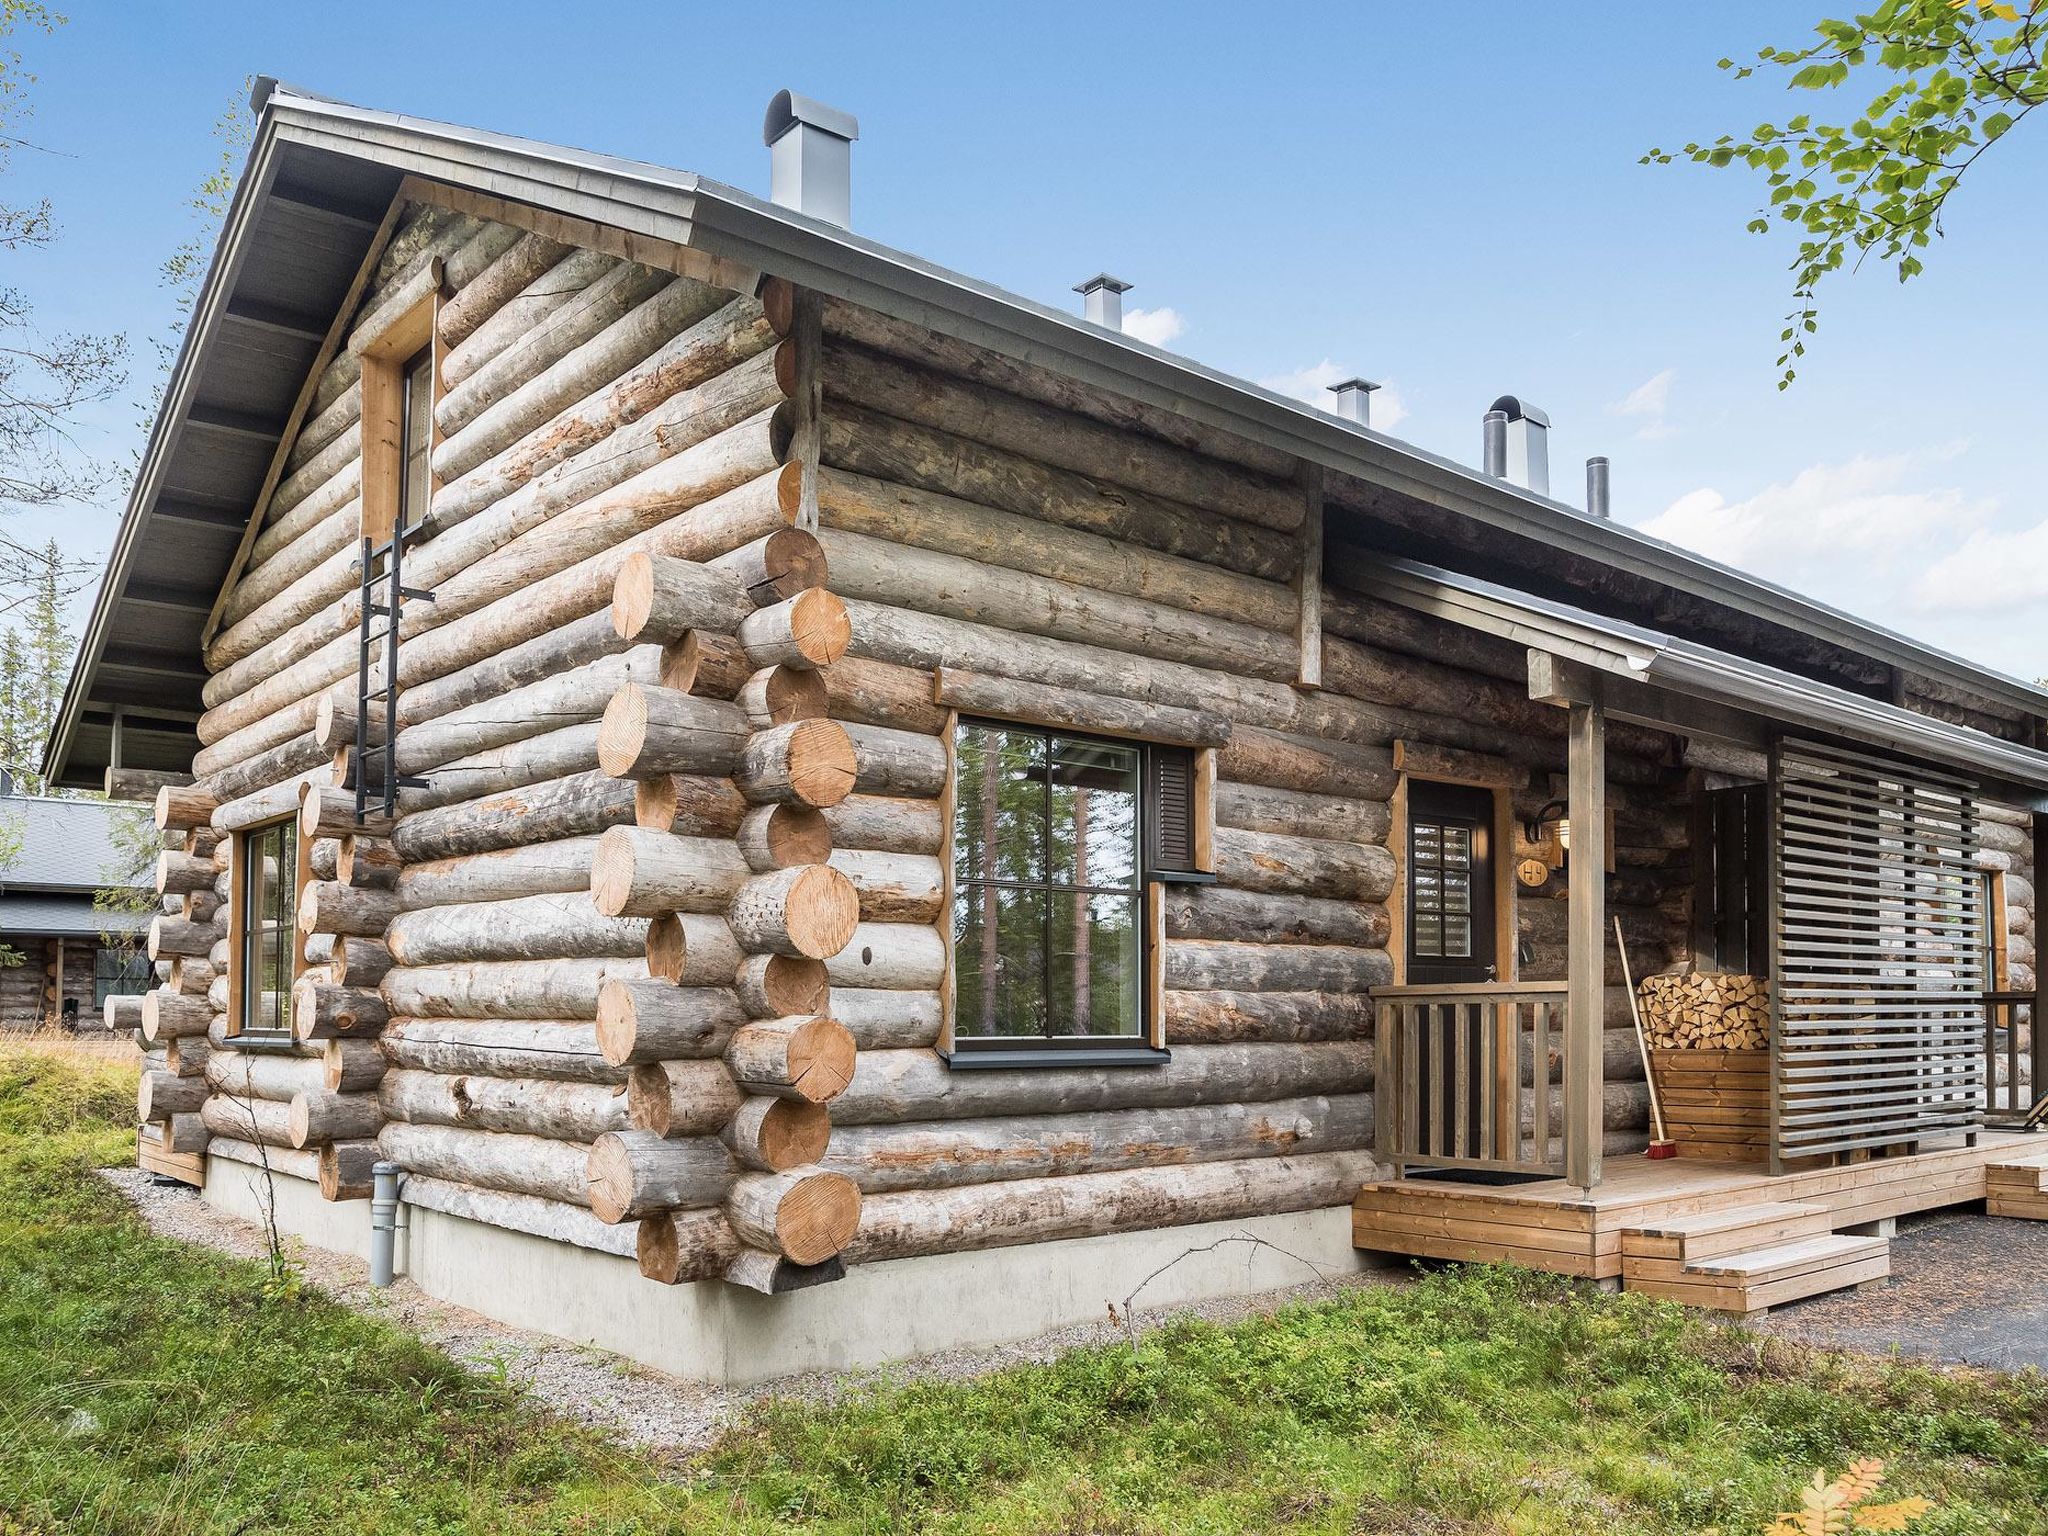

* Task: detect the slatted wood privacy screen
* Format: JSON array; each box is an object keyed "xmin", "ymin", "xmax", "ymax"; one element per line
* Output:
[{"xmin": 1771, "ymin": 736, "xmax": 1986, "ymax": 1168}]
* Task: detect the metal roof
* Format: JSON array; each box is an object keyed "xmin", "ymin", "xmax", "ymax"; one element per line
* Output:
[
  {"xmin": 42, "ymin": 82, "xmax": 2048, "ymax": 788},
  {"xmin": 1356, "ymin": 557, "xmax": 2048, "ymax": 809},
  {"xmin": 0, "ymin": 793, "xmax": 153, "ymax": 892},
  {"xmin": 0, "ymin": 892, "xmax": 148, "ymax": 938}
]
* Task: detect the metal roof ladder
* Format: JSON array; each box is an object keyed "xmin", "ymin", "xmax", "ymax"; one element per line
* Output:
[{"xmin": 354, "ymin": 524, "xmax": 433, "ymax": 824}]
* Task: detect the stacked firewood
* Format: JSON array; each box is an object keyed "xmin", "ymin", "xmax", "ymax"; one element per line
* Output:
[{"xmin": 1637, "ymin": 970, "xmax": 1769, "ymax": 1051}]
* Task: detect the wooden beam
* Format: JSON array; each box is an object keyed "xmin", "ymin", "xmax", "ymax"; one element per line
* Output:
[
  {"xmin": 2034, "ymin": 813, "xmax": 2047, "ymax": 1096},
  {"xmin": 395, "ymin": 174, "xmax": 758, "ymax": 294},
  {"xmin": 789, "ymin": 288, "xmax": 823, "ymax": 534},
  {"xmin": 1565, "ymin": 699, "xmax": 1606, "ymax": 1189},
  {"xmin": 1295, "ymin": 464, "xmax": 1323, "ymax": 689},
  {"xmin": 1528, "ymin": 649, "xmax": 1764, "ymax": 748}
]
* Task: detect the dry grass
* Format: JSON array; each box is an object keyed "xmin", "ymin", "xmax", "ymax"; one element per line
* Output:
[{"xmin": 0, "ymin": 1020, "xmax": 136, "ymax": 1066}]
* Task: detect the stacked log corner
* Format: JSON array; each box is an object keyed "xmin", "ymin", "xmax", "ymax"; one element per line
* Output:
[
  {"xmin": 589, "ymin": 286, "xmax": 864, "ymax": 1289},
  {"xmin": 134, "ymin": 782, "xmax": 223, "ymax": 1185}
]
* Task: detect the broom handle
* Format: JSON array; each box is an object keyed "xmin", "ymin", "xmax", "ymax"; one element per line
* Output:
[{"xmin": 1614, "ymin": 915, "xmax": 1669, "ymax": 1144}]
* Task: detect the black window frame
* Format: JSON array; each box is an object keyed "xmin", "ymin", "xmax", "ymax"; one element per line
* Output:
[
  {"xmin": 945, "ymin": 717, "xmax": 1203, "ymax": 1070},
  {"xmin": 1696, "ymin": 782, "xmax": 1770, "ymax": 978}
]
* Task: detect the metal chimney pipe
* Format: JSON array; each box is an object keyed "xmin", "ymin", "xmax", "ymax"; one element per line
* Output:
[
  {"xmin": 1073, "ymin": 273, "xmax": 1133, "ymax": 331},
  {"xmin": 1586, "ymin": 456, "xmax": 1611, "ymax": 519},
  {"xmin": 1481, "ymin": 410, "xmax": 1509, "ymax": 479},
  {"xmin": 1327, "ymin": 378, "xmax": 1381, "ymax": 427},
  {"xmin": 764, "ymin": 90, "xmax": 860, "ymax": 226},
  {"xmin": 1489, "ymin": 395, "xmax": 1552, "ymax": 496}
]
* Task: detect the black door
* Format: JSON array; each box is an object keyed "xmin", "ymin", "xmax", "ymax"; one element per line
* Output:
[{"xmin": 1406, "ymin": 781, "xmax": 1497, "ymax": 985}]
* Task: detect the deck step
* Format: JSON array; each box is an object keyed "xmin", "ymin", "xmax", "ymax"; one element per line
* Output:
[
  {"xmin": 1619, "ymin": 1200, "xmax": 1833, "ymax": 1263},
  {"xmin": 1985, "ymin": 1156, "xmax": 2048, "ymax": 1219},
  {"xmin": 1624, "ymin": 1232, "xmax": 1888, "ymax": 1314}
]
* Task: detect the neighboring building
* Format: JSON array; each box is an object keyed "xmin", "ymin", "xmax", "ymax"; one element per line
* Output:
[
  {"xmin": 0, "ymin": 774, "xmax": 151, "ymax": 1029},
  {"xmin": 40, "ymin": 82, "xmax": 2048, "ymax": 1377}
]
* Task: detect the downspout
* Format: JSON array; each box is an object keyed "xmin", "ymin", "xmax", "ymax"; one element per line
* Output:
[{"xmin": 370, "ymin": 1159, "xmax": 400, "ymax": 1287}]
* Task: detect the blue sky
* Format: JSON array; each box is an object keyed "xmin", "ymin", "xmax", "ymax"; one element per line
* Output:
[{"xmin": 12, "ymin": 1, "xmax": 2045, "ymax": 676}]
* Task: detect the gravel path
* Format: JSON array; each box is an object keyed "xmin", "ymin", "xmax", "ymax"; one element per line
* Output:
[
  {"xmin": 103, "ymin": 1167, "xmax": 1398, "ymax": 1451},
  {"xmin": 1755, "ymin": 1209, "xmax": 2048, "ymax": 1370}
]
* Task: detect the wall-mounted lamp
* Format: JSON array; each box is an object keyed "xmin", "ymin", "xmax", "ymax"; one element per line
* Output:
[{"xmin": 1525, "ymin": 798, "xmax": 1571, "ymax": 864}]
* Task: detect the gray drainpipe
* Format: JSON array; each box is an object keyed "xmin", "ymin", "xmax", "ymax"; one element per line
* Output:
[{"xmin": 370, "ymin": 1160, "xmax": 401, "ymax": 1287}]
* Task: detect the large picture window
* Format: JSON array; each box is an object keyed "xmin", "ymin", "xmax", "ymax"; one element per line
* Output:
[
  {"xmin": 234, "ymin": 817, "xmax": 300, "ymax": 1036},
  {"xmin": 949, "ymin": 720, "xmax": 1197, "ymax": 1064},
  {"xmin": 93, "ymin": 944, "xmax": 151, "ymax": 1008}
]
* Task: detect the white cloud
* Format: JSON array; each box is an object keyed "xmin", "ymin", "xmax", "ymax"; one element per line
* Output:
[
  {"xmin": 1121, "ymin": 306, "xmax": 1185, "ymax": 348},
  {"xmin": 1639, "ymin": 450, "xmax": 1988, "ymax": 577},
  {"xmin": 1256, "ymin": 358, "xmax": 1410, "ymax": 431},
  {"xmin": 1612, "ymin": 367, "xmax": 1677, "ymax": 440},
  {"xmin": 1912, "ymin": 518, "xmax": 2048, "ymax": 615}
]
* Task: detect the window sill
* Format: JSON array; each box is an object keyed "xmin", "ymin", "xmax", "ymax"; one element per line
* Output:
[
  {"xmin": 228, "ymin": 1031, "xmax": 300, "ymax": 1053},
  {"xmin": 942, "ymin": 1045, "xmax": 1172, "ymax": 1071},
  {"xmin": 1150, "ymin": 869, "xmax": 1215, "ymax": 886}
]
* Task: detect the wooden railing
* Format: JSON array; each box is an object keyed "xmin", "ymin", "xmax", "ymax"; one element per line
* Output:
[
  {"xmin": 1375, "ymin": 983, "xmax": 1571, "ymax": 1176},
  {"xmin": 1983, "ymin": 991, "xmax": 2039, "ymax": 1122}
]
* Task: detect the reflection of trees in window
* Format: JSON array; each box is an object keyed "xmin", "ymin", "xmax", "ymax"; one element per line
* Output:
[
  {"xmin": 239, "ymin": 818, "xmax": 298, "ymax": 1035},
  {"xmin": 952, "ymin": 723, "xmax": 1142, "ymax": 1044}
]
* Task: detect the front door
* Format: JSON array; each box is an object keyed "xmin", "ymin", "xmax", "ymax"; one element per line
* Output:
[{"xmin": 1406, "ymin": 781, "xmax": 1497, "ymax": 985}]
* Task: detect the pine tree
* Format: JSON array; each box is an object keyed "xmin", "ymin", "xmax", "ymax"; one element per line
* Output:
[
  {"xmin": 0, "ymin": 626, "xmax": 28, "ymax": 786},
  {"xmin": 27, "ymin": 538, "xmax": 68, "ymax": 738}
]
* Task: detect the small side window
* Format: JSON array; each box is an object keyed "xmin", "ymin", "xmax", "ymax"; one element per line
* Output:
[{"xmin": 231, "ymin": 817, "xmax": 300, "ymax": 1037}]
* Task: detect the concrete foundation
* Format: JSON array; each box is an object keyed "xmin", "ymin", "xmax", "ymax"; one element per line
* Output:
[{"xmin": 202, "ymin": 1162, "xmax": 1376, "ymax": 1385}]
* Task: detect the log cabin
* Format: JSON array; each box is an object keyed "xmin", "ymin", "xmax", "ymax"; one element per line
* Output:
[{"xmin": 42, "ymin": 80, "xmax": 2048, "ymax": 1375}]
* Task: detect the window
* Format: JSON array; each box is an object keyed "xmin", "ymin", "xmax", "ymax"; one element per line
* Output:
[
  {"xmin": 948, "ymin": 720, "xmax": 1199, "ymax": 1064},
  {"xmin": 93, "ymin": 944, "xmax": 151, "ymax": 1008},
  {"xmin": 398, "ymin": 346, "xmax": 433, "ymax": 536},
  {"xmin": 1697, "ymin": 783, "xmax": 1769, "ymax": 976},
  {"xmin": 1405, "ymin": 780, "xmax": 1497, "ymax": 985},
  {"xmin": 233, "ymin": 817, "xmax": 300, "ymax": 1036}
]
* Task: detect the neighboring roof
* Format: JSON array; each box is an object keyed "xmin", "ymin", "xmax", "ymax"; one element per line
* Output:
[
  {"xmin": 0, "ymin": 892, "xmax": 148, "ymax": 938},
  {"xmin": 1355, "ymin": 559, "xmax": 2048, "ymax": 810},
  {"xmin": 0, "ymin": 794, "xmax": 152, "ymax": 893},
  {"xmin": 43, "ymin": 82, "xmax": 2048, "ymax": 788}
]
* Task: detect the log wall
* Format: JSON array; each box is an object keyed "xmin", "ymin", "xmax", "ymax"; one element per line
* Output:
[{"xmin": 144, "ymin": 190, "xmax": 2041, "ymax": 1295}]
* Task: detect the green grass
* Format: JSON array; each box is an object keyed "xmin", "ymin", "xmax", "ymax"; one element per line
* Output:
[{"xmin": 4, "ymin": 1044, "xmax": 2048, "ymax": 1535}]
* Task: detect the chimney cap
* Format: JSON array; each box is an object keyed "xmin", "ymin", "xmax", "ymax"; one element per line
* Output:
[
  {"xmin": 1489, "ymin": 394, "xmax": 1552, "ymax": 429},
  {"xmin": 1328, "ymin": 377, "xmax": 1381, "ymax": 397},
  {"xmin": 764, "ymin": 90, "xmax": 860, "ymax": 147},
  {"xmin": 1072, "ymin": 273, "xmax": 1134, "ymax": 296}
]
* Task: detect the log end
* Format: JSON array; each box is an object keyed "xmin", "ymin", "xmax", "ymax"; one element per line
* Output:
[
  {"xmin": 783, "ymin": 864, "xmax": 861, "ymax": 960},
  {"xmin": 590, "ymin": 825, "xmax": 640, "ymax": 918},
  {"xmin": 782, "ymin": 719, "xmax": 858, "ymax": 810},
  {"xmin": 785, "ymin": 588, "xmax": 851, "ymax": 669},
  {"xmin": 759, "ymin": 1169, "xmax": 861, "ymax": 1266},
  {"xmin": 596, "ymin": 684, "xmax": 652, "ymax": 780},
  {"xmin": 585, "ymin": 1133, "xmax": 638, "ymax": 1224},
  {"xmin": 755, "ymin": 1098, "xmax": 831, "ymax": 1169},
  {"xmin": 637, "ymin": 1209, "xmax": 684, "ymax": 1283},
  {"xmin": 783, "ymin": 1014, "xmax": 857, "ymax": 1104},
  {"xmin": 611, "ymin": 551, "xmax": 657, "ymax": 642},
  {"xmin": 594, "ymin": 979, "xmax": 639, "ymax": 1066},
  {"xmin": 286, "ymin": 1094, "xmax": 315, "ymax": 1149}
]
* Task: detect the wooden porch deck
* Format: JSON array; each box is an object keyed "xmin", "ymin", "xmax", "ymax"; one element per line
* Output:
[{"xmin": 1354, "ymin": 1131, "xmax": 2048, "ymax": 1311}]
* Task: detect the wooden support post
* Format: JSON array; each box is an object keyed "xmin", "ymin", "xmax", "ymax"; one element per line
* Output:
[
  {"xmin": 2034, "ymin": 812, "xmax": 2047, "ymax": 1099},
  {"xmin": 1294, "ymin": 464, "xmax": 1323, "ymax": 689},
  {"xmin": 1565, "ymin": 699, "xmax": 1606, "ymax": 1190}
]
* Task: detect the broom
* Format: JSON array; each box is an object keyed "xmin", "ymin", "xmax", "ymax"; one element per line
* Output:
[{"xmin": 1614, "ymin": 915, "xmax": 1676, "ymax": 1158}]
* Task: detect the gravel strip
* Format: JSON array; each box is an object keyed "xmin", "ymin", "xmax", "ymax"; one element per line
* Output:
[{"xmin": 103, "ymin": 1167, "xmax": 1401, "ymax": 1451}]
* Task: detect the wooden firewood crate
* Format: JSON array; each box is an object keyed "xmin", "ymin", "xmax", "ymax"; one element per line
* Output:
[{"xmin": 1649, "ymin": 1048, "xmax": 1769, "ymax": 1162}]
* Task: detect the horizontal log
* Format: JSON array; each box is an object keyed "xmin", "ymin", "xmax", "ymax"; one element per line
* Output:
[
  {"xmin": 726, "ymin": 864, "xmax": 861, "ymax": 959},
  {"xmin": 1163, "ymin": 990, "xmax": 1376, "ymax": 1044},
  {"xmin": 206, "ymin": 1051, "xmax": 326, "ymax": 1102},
  {"xmin": 831, "ymin": 988, "xmax": 943, "ymax": 1049},
  {"xmin": 933, "ymin": 668, "xmax": 1231, "ymax": 747},
  {"xmin": 844, "ymin": 722, "xmax": 948, "ymax": 798},
  {"xmin": 833, "ymin": 1040, "xmax": 1371, "ymax": 1126},
  {"xmin": 821, "ymin": 655, "xmax": 950, "ymax": 735},
  {"xmin": 323, "ymin": 1037, "xmax": 388, "ymax": 1092},
  {"xmin": 821, "ymin": 794, "xmax": 943, "ymax": 856},
  {"xmin": 291, "ymin": 981, "xmax": 390, "ymax": 1041},
  {"xmin": 626, "ymin": 1058, "xmax": 746, "ymax": 1138},
  {"xmin": 610, "ymin": 551, "xmax": 751, "ymax": 645},
  {"xmin": 382, "ymin": 957, "xmax": 646, "ymax": 1020},
  {"xmin": 396, "ymin": 837, "xmax": 600, "ymax": 910},
  {"xmin": 380, "ymin": 1068, "xmax": 628, "ymax": 1142},
  {"xmin": 287, "ymin": 1089, "xmax": 383, "ymax": 1148},
  {"xmin": 736, "ymin": 588, "xmax": 850, "ymax": 670},
  {"xmin": 725, "ymin": 1015, "xmax": 857, "ymax": 1103},
  {"xmin": 401, "ymin": 1172, "xmax": 640, "ymax": 1257},
  {"xmin": 828, "ymin": 849, "xmax": 943, "ymax": 924},
  {"xmin": 393, "ymin": 771, "xmax": 636, "ymax": 864},
  {"xmin": 387, "ymin": 892, "xmax": 648, "ymax": 967},
  {"xmin": 586, "ymin": 1130, "xmax": 737, "ymax": 1222},
  {"xmin": 1214, "ymin": 781, "xmax": 1391, "ymax": 846},
  {"xmin": 721, "ymin": 1095, "xmax": 831, "ymax": 1171},
  {"xmin": 379, "ymin": 1121, "xmax": 590, "ymax": 1206},
  {"xmin": 725, "ymin": 1167, "xmax": 861, "ymax": 1264},
  {"xmin": 138, "ymin": 1069, "xmax": 207, "ymax": 1121},
  {"xmin": 1212, "ymin": 827, "xmax": 1395, "ymax": 903},
  {"xmin": 201, "ymin": 1094, "xmax": 298, "ymax": 1150},
  {"xmin": 1164, "ymin": 940, "xmax": 1393, "ymax": 993},
  {"xmin": 589, "ymin": 826, "xmax": 749, "ymax": 918},
  {"xmin": 643, "ymin": 912, "xmax": 746, "ymax": 986},
  {"xmin": 634, "ymin": 773, "xmax": 749, "ymax": 837},
  {"xmin": 735, "ymin": 718, "xmax": 858, "ymax": 807},
  {"xmin": 595, "ymin": 980, "xmax": 747, "ymax": 1065},
  {"xmin": 320, "ymin": 1139, "xmax": 380, "ymax": 1201},
  {"xmin": 635, "ymin": 1207, "xmax": 743, "ymax": 1284},
  {"xmin": 737, "ymin": 803, "xmax": 831, "ymax": 871},
  {"xmin": 597, "ymin": 683, "xmax": 750, "ymax": 779},
  {"xmin": 825, "ymin": 922, "xmax": 946, "ymax": 990},
  {"xmin": 381, "ymin": 1017, "xmax": 625, "ymax": 1083},
  {"xmin": 156, "ymin": 783, "xmax": 220, "ymax": 833},
  {"xmin": 845, "ymin": 1151, "xmax": 1375, "ymax": 1263},
  {"xmin": 142, "ymin": 988, "xmax": 212, "ymax": 1041},
  {"xmin": 297, "ymin": 881, "xmax": 399, "ymax": 939},
  {"xmin": 733, "ymin": 952, "xmax": 830, "ymax": 1018},
  {"xmin": 826, "ymin": 1094, "xmax": 1371, "ymax": 1193},
  {"xmin": 1162, "ymin": 885, "xmax": 1391, "ymax": 949}
]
